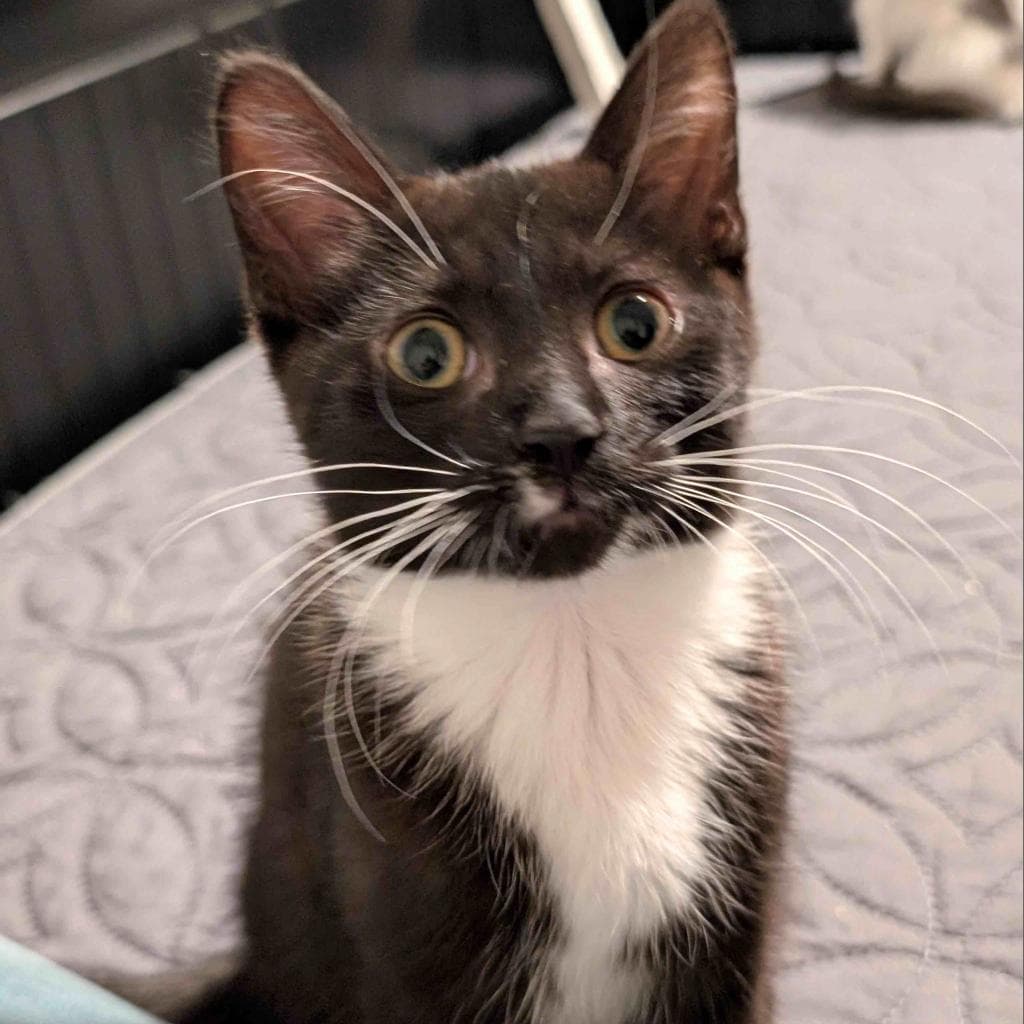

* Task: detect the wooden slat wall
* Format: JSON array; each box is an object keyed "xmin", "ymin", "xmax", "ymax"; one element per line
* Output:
[
  {"xmin": 0, "ymin": 43, "xmax": 243, "ymax": 502},
  {"xmin": 0, "ymin": 0, "xmax": 569, "ymax": 501}
]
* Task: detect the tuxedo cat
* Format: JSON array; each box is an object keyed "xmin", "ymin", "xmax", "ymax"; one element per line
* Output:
[{"xmin": 182, "ymin": 2, "xmax": 787, "ymax": 1020}]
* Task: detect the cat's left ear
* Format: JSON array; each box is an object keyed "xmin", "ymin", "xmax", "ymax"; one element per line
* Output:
[
  {"xmin": 215, "ymin": 51, "xmax": 403, "ymax": 324},
  {"xmin": 582, "ymin": 0, "xmax": 745, "ymax": 270}
]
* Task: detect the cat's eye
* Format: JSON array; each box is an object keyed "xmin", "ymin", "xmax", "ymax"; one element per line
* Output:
[
  {"xmin": 596, "ymin": 291, "xmax": 674, "ymax": 361},
  {"xmin": 386, "ymin": 318, "xmax": 467, "ymax": 389}
]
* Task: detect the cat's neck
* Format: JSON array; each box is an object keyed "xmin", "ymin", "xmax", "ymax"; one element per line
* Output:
[
  {"xmin": 344, "ymin": 537, "xmax": 761, "ymax": 745},
  {"xmin": 339, "ymin": 535, "xmax": 766, "ymax": 1024}
]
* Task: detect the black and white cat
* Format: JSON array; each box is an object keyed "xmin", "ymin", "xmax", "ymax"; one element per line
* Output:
[{"xmin": 181, "ymin": 2, "xmax": 787, "ymax": 1020}]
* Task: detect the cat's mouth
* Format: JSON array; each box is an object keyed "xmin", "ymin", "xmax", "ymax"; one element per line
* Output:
[
  {"xmin": 512, "ymin": 477, "xmax": 618, "ymax": 575},
  {"xmin": 517, "ymin": 479, "xmax": 599, "ymax": 534}
]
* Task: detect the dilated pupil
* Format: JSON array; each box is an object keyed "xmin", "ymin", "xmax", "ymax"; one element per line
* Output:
[
  {"xmin": 403, "ymin": 327, "xmax": 449, "ymax": 380},
  {"xmin": 612, "ymin": 296, "xmax": 659, "ymax": 350}
]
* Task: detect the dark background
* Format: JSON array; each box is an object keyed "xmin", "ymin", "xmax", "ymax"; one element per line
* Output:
[{"xmin": 0, "ymin": 0, "xmax": 856, "ymax": 502}]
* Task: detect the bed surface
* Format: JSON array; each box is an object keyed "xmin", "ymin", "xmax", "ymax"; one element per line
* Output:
[{"xmin": 1, "ymin": 57, "xmax": 1021, "ymax": 1021}]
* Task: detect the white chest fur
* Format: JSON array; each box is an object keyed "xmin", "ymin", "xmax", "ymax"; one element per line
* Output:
[{"xmin": 346, "ymin": 537, "xmax": 760, "ymax": 1024}]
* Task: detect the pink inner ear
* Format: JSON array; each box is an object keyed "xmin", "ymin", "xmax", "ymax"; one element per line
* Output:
[
  {"xmin": 224, "ymin": 132, "xmax": 351, "ymax": 266},
  {"xmin": 582, "ymin": 1, "xmax": 744, "ymax": 259},
  {"xmin": 221, "ymin": 76, "xmax": 365, "ymax": 248},
  {"xmin": 216, "ymin": 54, "xmax": 397, "ymax": 305},
  {"xmin": 641, "ymin": 82, "xmax": 739, "ymax": 239}
]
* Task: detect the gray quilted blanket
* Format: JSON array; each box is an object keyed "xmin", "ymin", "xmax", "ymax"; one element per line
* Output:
[{"xmin": 1, "ymin": 58, "xmax": 1021, "ymax": 1022}]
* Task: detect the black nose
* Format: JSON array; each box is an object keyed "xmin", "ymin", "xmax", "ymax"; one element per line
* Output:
[{"xmin": 520, "ymin": 423, "xmax": 603, "ymax": 476}]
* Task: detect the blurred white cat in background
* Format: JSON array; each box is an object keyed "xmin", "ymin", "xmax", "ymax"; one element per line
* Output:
[{"xmin": 853, "ymin": 0, "xmax": 1023, "ymax": 119}]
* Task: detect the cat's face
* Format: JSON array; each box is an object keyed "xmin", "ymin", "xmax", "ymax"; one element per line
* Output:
[{"xmin": 217, "ymin": 0, "xmax": 752, "ymax": 578}]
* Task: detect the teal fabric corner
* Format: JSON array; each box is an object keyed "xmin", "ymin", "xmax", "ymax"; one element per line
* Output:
[{"xmin": 0, "ymin": 935, "xmax": 166, "ymax": 1024}]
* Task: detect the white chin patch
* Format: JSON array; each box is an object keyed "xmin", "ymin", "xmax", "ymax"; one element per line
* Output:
[{"xmin": 517, "ymin": 478, "xmax": 565, "ymax": 526}]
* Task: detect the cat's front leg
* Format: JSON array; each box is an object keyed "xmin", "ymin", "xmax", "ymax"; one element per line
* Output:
[
  {"xmin": 635, "ymin": 912, "xmax": 776, "ymax": 1024},
  {"xmin": 634, "ymin": 984, "xmax": 772, "ymax": 1024}
]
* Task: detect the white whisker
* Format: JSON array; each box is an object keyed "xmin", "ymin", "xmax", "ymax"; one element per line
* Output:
[
  {"xmin": 650, "ymin": 482, "xmax": 891, "ymax": 655},
  {"xmin": 515, "ymin": 189, "xmax": 541, "ymax": 287},
  {"xmin": 594, "ymin": 0, "xmax": 659, "ymax": 246},
  {"xmin": 486, "ymin": 504, "xmax": 513, "ymax": 576},
  {"xmin": 374, "ymin": 510, "xmax": 481, "ymax": 747},
  {"xmin": 373, "ymin": 376, "xmax": 470, "ymax": 470},
  {"xmin": 691, "ymin": 457, "xmax": 1007, "ymax": 656},
  {"xmin": 657, "ymin": 443, "xmax": 1021, "ymax": 543},
  {"xmin": 322, "ymin": 120, "xmax": 447, "ymax": 266},
  {"xmin": 684, "ymin": 456, "xmax": 977, "ymax": 583},
  {"xmin": 327, "ymin": 512, "xmax": 475, "ymax": 821},
  {"xmin": 236, "ymin": 500, "xmax": 463, "ymax": 703},
  {"xmin": 337, "ymin": 515, "xmax": 467, "ymax": 792},
  {"xmin": 636, "ymin": 486, "xmax": 823, "ymax": 668},
  {"xmin": 141, "ymin": 462, "xmax": 458, "ymax": 560},
  {"xmin": 673, "ymin": 472, "xmax": 954, "ymax": 596},
  {"xmin": 190, "ymin": 489, "xmax": 482, "ymax": 681},
  {"xmin": 749, "ymin": 385, "xmax": 1020, "ymax": 469},
  {"xmin": 670, "ymin": 479, "xmax": 947, "ymax": 677},
  {"xmin": 658, "ymin": 386, "xmax": 1019, "ymax": 469},
  {"xmin": 399, "ymin": 510, "xmax": 482, "ymax": 656},
  {"xmin": 190, "ymin": 168, "xmax": 439, "ymax": 269},
  {"xmin": 651, "ymin": 382, "xmax": 740, "ymax": 446},
  {"xmin": 134, "ymin": 486, "xmax": 443, "ymax": 591}
]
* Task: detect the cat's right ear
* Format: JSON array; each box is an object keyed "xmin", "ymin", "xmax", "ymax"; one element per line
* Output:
[
  {"xmin": 215, "ymin": 52, "xmax": 396, "ymax": 322},
  {"xmin": 582, "ymin": 0, "xmax": 745, "ymax": 270}
]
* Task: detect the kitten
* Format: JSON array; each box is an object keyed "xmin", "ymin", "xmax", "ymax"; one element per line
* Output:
[
  {"xmin": 182, "ymin": 1, "xmax": 787, "ymax": 1021},
  {"xmin": 848, "ymin": 0, "xmax": 1023, "ymax": 119}
]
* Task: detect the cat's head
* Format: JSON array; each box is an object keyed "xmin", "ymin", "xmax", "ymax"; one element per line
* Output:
[{"xmin": 215, "ymin": 0, "xmax": 754, "ymax": 578}]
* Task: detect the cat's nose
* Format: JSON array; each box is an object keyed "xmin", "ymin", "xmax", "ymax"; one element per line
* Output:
[{"xmin": 519, "ymin": 414, "xmax": 604, "ymax": 477}]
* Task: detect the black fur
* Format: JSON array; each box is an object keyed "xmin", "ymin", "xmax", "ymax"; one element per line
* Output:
[{"xmin": 161, "ymin": 3, "xmax": 790, "ymax": 1020}]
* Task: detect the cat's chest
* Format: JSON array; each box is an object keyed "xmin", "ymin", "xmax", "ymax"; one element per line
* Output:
[
  {"xmin": 463, "ymin": 622, "xmax": 730, "ymax": 1024},
  {"xmin": 350, "ymin": 543, "xmax": 756, "ymax": 1023}
]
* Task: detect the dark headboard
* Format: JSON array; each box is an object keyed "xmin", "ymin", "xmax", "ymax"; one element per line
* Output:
[
  {"xmin": 603, "ymin": 0, "xmax": 857, "ymax": 54},
  {"xmin": 0, "ymin": 0, "xmax": 569, "ymax": 502},
  {"xmin": 0, "ymin": 0, "xmax": 855, "ymax": 502}
]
